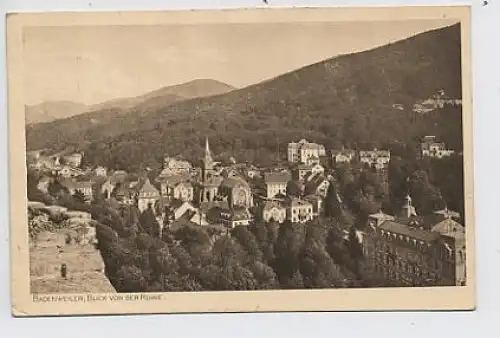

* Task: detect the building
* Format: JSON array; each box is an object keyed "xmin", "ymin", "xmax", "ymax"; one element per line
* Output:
[
  {"xmin": 361, "ymin": 196, "xmax": 466, "ymax": 287},
  {"xmin": 262, "ymin": 201, "xmax": 287, "ymax": 223},
  {"xmin": 94, "ymin": 166, "xmax": 108, "ymax": 177},
  {"xmin": 331, "ymin": 148, "xmax": 356, "ymax": 165},
  {"xmin": 113, "ymin": 186, "xmax": 136, "ymax": 205},
  {"xmin": 264, "ymin": 172, "xmax": 291, "ymax": 199},
  {"xmin": 159, "ymin": 175, "xmax": 194, "ymax": 202},
  {"xmin": 208, "ymin": 206, "xmax": 253, "ymax": 228},
  {"xmin": 159, "ymin": 156, "xmax": 193, "ymax": 177},
  {"xmin": 64, "ymin": 152, "xmax": 84, "ymax": 168},
  {"xmin": 431, "ymin": 210, "xmax": 466, "ymax": 286},
  {"xmin": 60, "ymin": 178, "xmax": 93, "ymax": 201},
  {"xmin": 287, "ymin": 139, "xmax": 326, "ymax": 165},
  {"xmin": 359, "ymin": 149, "xmax": 391, "ymax": 170},
  {"xmin": 218, "ymin": 176, "xmax": 254, "ymax": 209},
  {"xmin": 421, "ymin": 136, "xmax": 455, "ymax": 158},
  {"xmin": 199, "ymin": 138, "xmax": 223, "ymax": 203},
  {"xmin": 286, "ymin": 198, "xmax": 314, "ymax": 223},
  {"xmin": 293, "ymin": 164, "xmax": 312, "ymax": 181},
  {"xmin": 137, "ymin": 178, "xmax": 161, "ymax": 212}
]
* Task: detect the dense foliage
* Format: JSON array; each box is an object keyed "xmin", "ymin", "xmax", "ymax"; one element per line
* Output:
[{"xmin": 93, "ymin": 204, "xmax": 368, "ymax": 292}]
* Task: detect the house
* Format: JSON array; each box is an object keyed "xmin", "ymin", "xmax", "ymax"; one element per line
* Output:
[
  {"xmin": 421, "ymin": 136, "xmax": 455, "ymax": 158},
  {"xmin": 114, "ymin": 186, "xmax": 136, "ymax": 205},
  {"xmin": 162, "ymin": 200, "xmax": 208, "ymax": 225},
  {"xmin": 159, "ymin": 175, "xmax": 194, "ymax": 202},
  {"xmin": 94, "ymin": 166, "xmax": 108, "ymax": 177},
  {"xmin": 160, "ymin": 156, "xmax": 193, "ymax": 176},
  {"xmin": 331, "ymin": 148, "xmax": 356, "ymax": 165},
  {"xmin": 359, "ymin": 149, "xmax": 391, "ymax": 169},
  {"xmin": 262, "ymin": 201, "xmax": 287, "ymax": 223},
  {"xmin": 211, "ymin": 206, "xmax": 253, "ymax": 228},
  {"xmin": 264, "ymin": 172, "xmax": 291, "ymax": 198},
  {"xmin": 137, "ymin": 178, "xmax": 161, "ymax": 212},
  {"xmin": 60, "ymin": 178, "xmax": 93, "ymax": 201},
  {"xmin": 286, "ymin": 198, "xmax": 314, "ymax": 223},
  {"xmin": 287, "ymin": 139, "xmax": 326, "ymax": 165}
]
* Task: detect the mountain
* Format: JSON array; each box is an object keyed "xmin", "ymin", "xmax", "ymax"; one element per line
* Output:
[
  {"xmin": 26, "ymin": 79, "xmax": 235, "ymax": 127},
  {"xmin": 26, "ymin": 24, "xmax": 463, "ymax": 171},
  {"xmin": 88, "ymin": 79, "xmax": 236, "ymax": 112},
  {"xmin": 25, "ymin": 101, "xmax": 88, "ymax": 125}
]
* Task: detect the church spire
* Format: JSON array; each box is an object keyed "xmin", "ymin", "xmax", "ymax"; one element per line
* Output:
[{"xmin": 204, "ymin": 137, "xmax": 213, "ymax": 166}]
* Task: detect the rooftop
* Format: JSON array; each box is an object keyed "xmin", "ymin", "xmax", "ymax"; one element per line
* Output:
[
  {"xmin": 379, "ymin": 220, "xmax": 441, "ymax": 242},
  {"xmin": 264, "ymin": 172, "xmax": 291, "ymax": 184}
]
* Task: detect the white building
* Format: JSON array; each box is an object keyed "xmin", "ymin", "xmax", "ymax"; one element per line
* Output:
[
  {"xmin": 421, "ymin": 136, "xmax": 455, "ymax": 158},
  {"xmin": 359, "ymin": 149, "xmax": 391, "ymax": 169},
  {"xmin": 287, "ymin": 139, "xmax": 326, "ymax": 165}
]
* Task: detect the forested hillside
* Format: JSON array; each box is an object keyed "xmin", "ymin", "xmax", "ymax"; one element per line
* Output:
[{"xmin": 25, "ymin": 24, "xmax": 463, "ymax": 172}]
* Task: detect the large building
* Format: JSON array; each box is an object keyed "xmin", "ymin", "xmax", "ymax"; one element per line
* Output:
[
  {"xmin": 359, "ymin": 149, "xmax": 391, "ymax": 170},
  {"xmin": 287, "ymin": 139, "xmax": 326, "ymax": 165},
  {"xmin": 361, "ymin": 195, "xmax": 466, "ymax": 287},
  {"xmin": 264, "ymin": 172, "xmax": 291, "ymax": 199}
]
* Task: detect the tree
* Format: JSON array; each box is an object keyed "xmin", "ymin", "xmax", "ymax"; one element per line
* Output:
[
  {"xmin": 48, "ymin": 179, "xmax": 68, "ymax": 198},
  {"xmin": 139, "ymin": 204, "xmax": 160, "ymax": 238},
  {"xmin": 324, "ymin": 182, "xmax": 342, "ymax": 218},
  {"xmin": 347, "ymin": 227, "xmax": 363, "ymax": 275},
  {"xmin": 286, "ymin": 180, "xmax": 302, "ymax": 198}
]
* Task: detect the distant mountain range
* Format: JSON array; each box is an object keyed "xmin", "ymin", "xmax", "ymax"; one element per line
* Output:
[
  {"xmin": 25, "ymin": 79, "xmax": 236, "ymax": 125},
  {"xmin": 26, "ymin": 23, "xmax": 463, "ymax": 172}
]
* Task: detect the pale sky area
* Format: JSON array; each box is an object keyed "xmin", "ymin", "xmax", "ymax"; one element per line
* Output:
[{"xmin": 23, "ymin": 19, "xmax": 458, "ymax": 105}]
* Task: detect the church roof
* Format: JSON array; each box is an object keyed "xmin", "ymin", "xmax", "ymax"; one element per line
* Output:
[{"xmin": 220, "ymin": 176, "xmax": 250, "ymax": 190}]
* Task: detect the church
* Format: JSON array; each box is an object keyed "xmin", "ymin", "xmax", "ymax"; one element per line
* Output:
[{"xmin": 196, "ymin": 138, "xmax": 253, "ymax": 210}]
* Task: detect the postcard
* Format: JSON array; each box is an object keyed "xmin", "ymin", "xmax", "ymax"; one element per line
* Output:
[{"xmin": 7, "ymin": 5, "xmax": 475, "ymax": 316}]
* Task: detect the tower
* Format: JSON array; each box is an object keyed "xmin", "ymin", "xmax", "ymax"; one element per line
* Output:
[
  {"xmin": 401, "ymin": 193, "xmax": 417, "ymax": 219},
  {"xmin": 202, "ymin": 138, "xmax": 214, "ymax": 182},
  {"xmin": 200, "ymin": 138, "xmax": 217, "ymax": 203}
]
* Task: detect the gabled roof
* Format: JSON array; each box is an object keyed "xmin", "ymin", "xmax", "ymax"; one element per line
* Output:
[{"xmin": 138, "ymin": 178, "xmax": 160, "ymax": 195}]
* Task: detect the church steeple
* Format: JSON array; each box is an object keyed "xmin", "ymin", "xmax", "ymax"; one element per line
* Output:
[{"xmin": 202, "ymin": 138, "xmax": 214, "ymax": 182}]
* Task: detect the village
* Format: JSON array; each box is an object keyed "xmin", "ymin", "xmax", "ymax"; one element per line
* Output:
[{"xmin": 26, "ymin": 134, "xmax": 465, "ymax": 288}]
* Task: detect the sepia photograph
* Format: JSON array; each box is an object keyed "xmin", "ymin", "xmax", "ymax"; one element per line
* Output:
[{"xmin": 7, "ymin": 6, "xmax": 475, "ymax": 316}]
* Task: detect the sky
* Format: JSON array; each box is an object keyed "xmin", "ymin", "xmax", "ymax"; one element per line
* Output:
[{"xmin": 23, "ymin": 19, "xmax": 458, "ymax": 106}]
